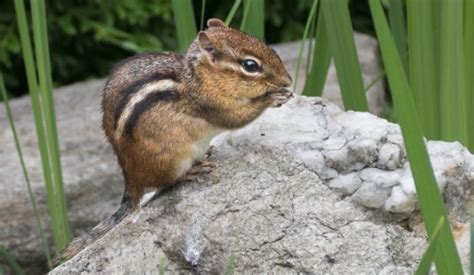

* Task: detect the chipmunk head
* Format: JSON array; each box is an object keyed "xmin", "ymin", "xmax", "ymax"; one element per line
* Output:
[{"xmin": 186, "ymin": 18, "xmax": 292, "ymax": 101}]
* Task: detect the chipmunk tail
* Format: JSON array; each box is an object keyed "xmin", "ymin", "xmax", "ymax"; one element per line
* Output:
[{"xmin": 52, "ymin": 193, "xmax": 138, "ymax": 267}]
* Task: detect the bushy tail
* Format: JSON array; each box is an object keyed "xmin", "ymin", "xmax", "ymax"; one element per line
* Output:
[{"xmin": 53, "ymin": 194, "xmax": 137, "ymax": 266}]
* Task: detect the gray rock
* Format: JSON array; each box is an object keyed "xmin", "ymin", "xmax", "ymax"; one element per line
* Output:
[
  {"xmin": 51, "ymin": 142, "xmax": 426, "ymax": 274},
  {"xmin": 273, "ymin": 33, "xmax": 385, "ymax": 115},
  {"xmin": 377, "ymin": 143, "xmax": 403, "ymax": 170},
  {"xmin": 327, "ymin": 172, "xmax": 361, "ymax": 195},
  {"xmin": 46, "ymin": 96, "xmax": 470, "ymax": 274}
]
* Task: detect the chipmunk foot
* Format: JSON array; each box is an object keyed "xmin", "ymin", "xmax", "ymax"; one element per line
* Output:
[{"xmin": 268, "ymin": 89, "xmax": 293, "ymax": 108}]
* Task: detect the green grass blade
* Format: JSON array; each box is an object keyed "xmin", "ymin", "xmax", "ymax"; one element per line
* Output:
[
  {"xmin": 172, "ymin": 0, "xmax": 197, "ymax": 52},
  {"xmin": 14, "ymin": 0, "xmax": 66, "ymax": 253},
  {"xmin": 200, "ymin": 0, "xmax": 206, "ymax": 30},
  {"xmin": 415, "ymin": 217, "xmax": 445, "ymax": 275},
  {"xmin": 439, "ymin": 0, "xmax": 467, "ymax": 144},
  {"xmin": 302, "ymin": 8, "xmax": 331, "ymax": 97},
  {"xmin": 225, "ymin": 0, "xmax": 242, "ymax": 26},
  {"xmin": 369, "ymin": 1, "xmax": 463, "ymax": 274},
  {"xmin": 0, "ymin": 246, "xmax": 25, "ymax": 275},
  {"xmin": 159, "ymin": 257, "xmax": 165, "ymax": 275},
  {"xmin": 305, "ymin": 15, "xmax": 317, "ymax": 76},
  {"xmin": 0, "ymin": 74, "xmax": 53, "ymax": 268},
  {"xmin": 240, "ymin": 0, "xmax": 265, "ymax": 40},
  {"xmin": 321, "ymin": 0, "xmax": 368, "ymax": 112},
  {"xmin": 364, "ymin": 72, "xmax": 385, "ymax": 92},
  {"xmin": 465, "ymin": 0, "xmax": 474, "ymax": 150},
  {"xmin": 406, "ymin": 0, "xmax": 439, "ymax": 140},
  {"xmin": 293, "ymin": 0, "xmax": 319, "ymax": 94},
  {"xmin": 224, "ymin": 251, "xmax": 236, "ymax": 275},
  {"xmin": 471, "ymin": 204, "xmax": 473, "ymax": 275},
  {"xmin": 388, "ymin": 0, "xmax": 408, "ymax": 74},
  {"xmin": 31, "ymin": 0, "xmax": 71, "ymax": 250}
]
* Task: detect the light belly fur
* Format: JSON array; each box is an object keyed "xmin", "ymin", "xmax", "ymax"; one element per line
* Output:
[{"xmin": 175, "ymin": 127, "xmax": 223, "ymax": 178}]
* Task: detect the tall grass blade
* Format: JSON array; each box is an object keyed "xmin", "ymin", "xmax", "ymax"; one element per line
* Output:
[
  {"xmin": 302, "ymin": 8, "xmax": 331, "ymax": 97},
  {"xmin": 415, "ymin": 217, "xmax": 445, "ymax": 275},
  {"xmin": 159, "ymin": 257, "xmax": 165, "ymax": 275},
  {"xmin": 0, "ymin": 74, "xmax": 53, "ymax": 268},
  {"xmin": 305, "ymin": 15, "xmax": 317, "ymax": 76},
  {"xmin": 439, "ymin": 0, "xmax": 467, "ymax": 144},
  {"xmin": 225, "ymin": 0, "xmax": 242, "ymax": 26},
  {"xmin": 200, "ymin": 0, "xmax": 206, "ymax": 30},
  {"xmin": 471, "ymin": 204, "xmax": 473, "ymax": 275},
  {"xmin": 388, "ymin": 0, "xmax": 408, "ymax": 74},
  {"xmin": 0, "ymin": 246, "xmax": 25, "ymax": 275},
  {"xmin": 465, "ymin": 0, "xmax": 474, "ymax": 150},
  {"xmin": 406, "ymin": 0, "xmax": 438, "ymax": 139},
  {"xmin": 369, "ymin": 1, "xmax": 463, "ymax": 274},
  {"xmin": 14, "ymin": 0, "xmax": 71, "ymax": 252},
  {"xmin": 172, "ymin": 0, "xmax": 197, "ymax": 52},
  {"xmin": 293, "ymin": 0, "xmax": 318, "ymax": 94},
  {"xmin": 31, "ymin": 0, "xmax": 71, "ymax": 250},
  {"xmin": 240, "ymin": 0, "xmax": 265, "ymax": 40},
  {"xmin": 224, "ymin": 251, "xmax": 236, "ymax": 275},
  {"xmin": 321, "ymin": 0, "xmax": 368, "ymax": 112}
]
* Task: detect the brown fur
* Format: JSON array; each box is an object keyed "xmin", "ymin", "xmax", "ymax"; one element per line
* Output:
[{"xmin": 55, "ymin": 18, "xmax": 292, "ymax": 265}]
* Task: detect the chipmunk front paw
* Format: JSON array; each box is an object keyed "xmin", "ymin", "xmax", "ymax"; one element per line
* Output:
[{"xmin": 268, "ymin": 89, "xmax": 293, "ymax": 108}]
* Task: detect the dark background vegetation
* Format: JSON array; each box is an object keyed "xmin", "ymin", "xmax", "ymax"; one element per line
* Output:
[{"xmin": 0, "ymin": 0, "xmax": 373, "ymax": 98}]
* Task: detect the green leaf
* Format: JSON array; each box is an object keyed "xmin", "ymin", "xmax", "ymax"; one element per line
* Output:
[
  {"xmin": 0, "ymin": 246, "xmax": 25, "ymax": 275},
  {"xmin": 159, "ymin": 257, "xmax": 165, "ymax": 275},
  {"xmin": 1, "ymin": 73, "xmax": 52, "ymax": 268},
  {"xmin": 439, "ymin": 0, "xmax": 467, "ymax": 144},
  {"xmin": 465, "ymin": 0, "xmax": 474, "ymax": 151},
  {"xmin": 225, "ymin": 0, "xmax": 242, "ymax": 26},
  {"xmin": 388, "ymin": 0, "xmax": 407, "ymax": 74},
  {"xmin": 416, "ymin": 217, "xmax": 445, "ymax": 275},
  {"xmin": 407, "ymin": 0, "xmax": 439, "ymax": 139},
  {"xmin": 302, "ymin": 7, "xmax": 331, "ymax": 97},
  {"xmin": 369, "ymin": 1, "xmax": 463, "ymax": 274},
  {"xmin": 172, "ymin": 0, "xmax": 197, "ymax": 52},
  {"xmin": 200, "ymin": 0, "xmax": 206, "ymax": 31},
  {"xmin": 321, "ymin": 0, "xmax": 368, "ymax": 112},
  {"xmin": 14, "ymin": 0, "xmax": 71, "ymax": 252},
  {"xmin": 240, "ymin": 0, "xmax": 265, "ymax": 40},
  {"xmin": 30, "ymin": 0, "xmax": 71, "ymax": 250},
  {"xmin": 293, "ymin": 0, "xmax": 319, "ymax": 94}
]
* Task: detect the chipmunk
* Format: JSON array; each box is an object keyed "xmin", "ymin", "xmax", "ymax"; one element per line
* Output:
[{"xmin": 55, "ymin": 18, "xmax": 292, "ymax": 264}]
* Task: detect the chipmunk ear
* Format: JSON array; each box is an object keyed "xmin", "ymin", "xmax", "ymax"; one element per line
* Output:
[
  {"xmin": 207, "ymin": 18, "xmax": 226, "ymax": 28},
  {"xmin": 198, "ymin": 31, "xmax": 216, "ymax": 61}
]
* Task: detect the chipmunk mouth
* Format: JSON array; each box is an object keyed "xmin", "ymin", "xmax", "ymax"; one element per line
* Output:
[{"xmin": 265, "ymin": 88, "xmax": 293, "ymax": 97}]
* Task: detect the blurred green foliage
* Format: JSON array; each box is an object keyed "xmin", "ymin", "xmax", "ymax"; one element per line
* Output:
[
  {"xmin": 1, "ymin": 0, "xmax": 174, "ymax": 97},
  {"xmin": 1, "ymin": 0, "xmax": 372, "ymax": 98}
]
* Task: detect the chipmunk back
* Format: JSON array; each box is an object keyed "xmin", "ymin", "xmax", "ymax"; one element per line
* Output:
[{"xmin": 55, "ymin": 18, "xmax": 292, "ymax": 264}]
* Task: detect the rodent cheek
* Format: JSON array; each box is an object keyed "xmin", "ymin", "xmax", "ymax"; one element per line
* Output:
[{"xmin": 240, "ymin": 80, "xmax": 268, "ymax": 98}]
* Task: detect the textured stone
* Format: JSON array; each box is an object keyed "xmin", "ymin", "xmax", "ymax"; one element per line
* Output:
[{"xmin": 43, "ymin": 96, "xmax": 470, "ymax": 274}]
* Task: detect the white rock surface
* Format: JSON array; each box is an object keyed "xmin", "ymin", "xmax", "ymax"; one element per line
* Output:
[{"xmin": 213, "ymin": 97, "xmax": 472, "ymax": 220}]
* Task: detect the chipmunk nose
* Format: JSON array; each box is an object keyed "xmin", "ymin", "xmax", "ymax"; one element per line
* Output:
[{"xmin": 281, "ymin": 74, "xmax": 292, "ymax": 88}]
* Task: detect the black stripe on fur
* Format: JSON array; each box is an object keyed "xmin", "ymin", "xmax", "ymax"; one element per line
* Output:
[
  {"xmin": 124, "ymin": 90, "xmax": 180, "ymax": 137},
  {"xmin": 114, "ymin": 72, "xmax": 177, "ymax": 129}
]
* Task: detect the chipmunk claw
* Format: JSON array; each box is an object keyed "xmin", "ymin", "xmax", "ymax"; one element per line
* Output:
[
  {"xmin": 269, "ymin": 89, "xmax": 293, "ymax": 108},
  {"xmin": 178, "ymin": 160, "xmax": 216, "ymax": 182},
  {"xmin": 205, "ymin": 145, "xmax": 217, "ymax": 158}
]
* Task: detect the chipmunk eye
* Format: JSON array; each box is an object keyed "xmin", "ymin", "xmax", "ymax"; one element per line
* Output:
[{"xmin": 240, "ymin": 59, "xmax": 261, "ymax": 73}]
